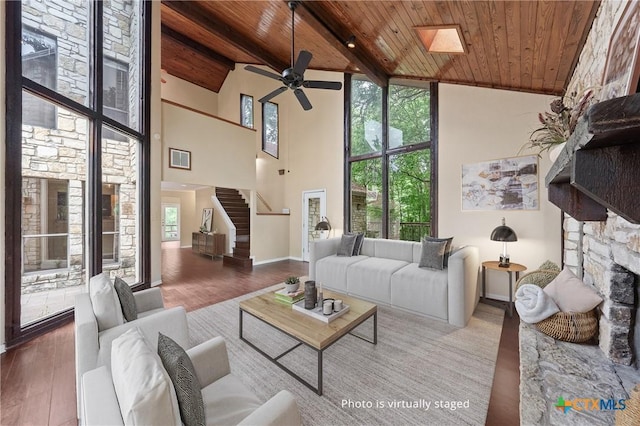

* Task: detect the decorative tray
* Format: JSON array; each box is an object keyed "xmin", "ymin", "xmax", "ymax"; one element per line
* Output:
[{"xmin": 292, "ymin": 300, "xmax": 350, "ymax": 323}]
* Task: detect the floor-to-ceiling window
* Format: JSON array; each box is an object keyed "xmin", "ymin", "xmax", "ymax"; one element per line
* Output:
[
  {"xmin": 346, "ymin": 75, "xmax": 437, "ymax": 240},
  {"xmin": 5, "ymin": 0, "xmax": 151, "ymax": 345}
]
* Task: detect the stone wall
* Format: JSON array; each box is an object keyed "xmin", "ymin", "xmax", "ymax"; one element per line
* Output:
[
  {"xmin": 21, "ymin": 0, "xmax": 140, "ymax": 293},
  {"xmin": 564, "ymin": 0, "xmax": 640, "ymax": 366}
]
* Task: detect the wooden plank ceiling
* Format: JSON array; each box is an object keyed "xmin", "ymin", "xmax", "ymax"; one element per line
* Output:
[{"xmin": 160, "ymin": 0, "xmax": 599, "ymax": 95}]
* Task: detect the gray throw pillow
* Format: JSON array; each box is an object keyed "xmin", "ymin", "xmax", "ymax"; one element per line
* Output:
[
  {"xmin": 337, "ymin": 234, "xmax": 357, "ymax": 257},
  {"xmin": 352, "ymin": 232, "xmax": 365, "ymax": 256},
  {"xmin": 419, "ymin": 239, "xmax": 449, "ymax": 270},
  {"xmin": 114, "ymin": 276, "xmax": 138, "ymax": 322},
  {"xmin": 158, "ymin": 333, "xmax": 206, "ymax": 426},
  {"xmin": 423, "ymin": 236, "xmax": 454, "ymax": 267}
]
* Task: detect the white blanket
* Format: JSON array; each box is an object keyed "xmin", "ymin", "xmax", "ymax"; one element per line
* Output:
[{"xmin": 515, "ymin": 284, "xmax": 560, "ymax": 324}]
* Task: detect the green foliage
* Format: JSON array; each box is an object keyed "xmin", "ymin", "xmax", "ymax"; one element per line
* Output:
[
  {"xmin": 350, "ymin": 80, "xmax": 432, "ymax": 240},
  {"xmin": 285, "ymin": 276, "xmax": 300, "ymax": 285}
]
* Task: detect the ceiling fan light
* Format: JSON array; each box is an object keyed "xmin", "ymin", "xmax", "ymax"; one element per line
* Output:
[{"xmin": 346, "ymin": 35, "xmax": 356, "ymax": 49}]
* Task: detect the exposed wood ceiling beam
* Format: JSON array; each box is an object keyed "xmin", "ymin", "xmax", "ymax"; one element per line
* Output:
[
  {"xmin": 161, "ymin": 24, "xmax": 236, "ymax": 71},
  {"xmin": 162, "ymin": 1, "xmax": 289, "ymax": 73},
  {"xmin": 296, "ymin": 1, "xmax": 388, "ymax": 87}
]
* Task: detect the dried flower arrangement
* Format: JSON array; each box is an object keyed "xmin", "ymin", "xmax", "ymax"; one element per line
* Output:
[{"xmin": 521, "ymin": 89, "xmax": 595, "ymax": 156}]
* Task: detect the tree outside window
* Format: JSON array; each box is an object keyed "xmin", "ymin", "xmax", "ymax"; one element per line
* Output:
[{"xmin": 348, "ymin": 78, "xmax": 436, "ymax": 241}]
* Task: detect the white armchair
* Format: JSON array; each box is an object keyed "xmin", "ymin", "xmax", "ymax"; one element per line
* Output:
[
  {"xmin": 74, "ymin": 287, "xmax": 190, "ymax": 417},
  {"xmin": 81, "ymin": 335, "xmax": 302, "ymax": 425}
]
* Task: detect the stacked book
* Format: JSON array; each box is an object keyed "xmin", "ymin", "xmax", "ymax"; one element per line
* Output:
[{"xmin": 274, "ymin": 288, "xmax": 305, "ymax": 305}]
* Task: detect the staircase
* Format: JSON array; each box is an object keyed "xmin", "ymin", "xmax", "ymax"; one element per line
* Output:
[{"xmin": 216, "ymin": 187, "xmax": 253, "ymax": 269}]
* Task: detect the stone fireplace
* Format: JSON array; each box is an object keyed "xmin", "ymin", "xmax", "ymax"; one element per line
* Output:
[{"xmin": 566, "ymin": 215, "xmax": 640, "ymax": 368}]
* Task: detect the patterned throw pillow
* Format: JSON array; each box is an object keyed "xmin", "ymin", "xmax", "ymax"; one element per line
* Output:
[
  {"xmin": 337, "ymin": 234, "xmax": 357, "ymax": 257},
  {"xmin": 422, "ymin": 236, "xmax": 454, "ymax": 267},
  {"xmin": 158, "ymin": 333, "xmax": 206, "ymax": 426},
  {"xmin": 114, "ymin": 276, "xmax": 138, "ymax": 322},
  {"xmin": 418, "ymin": 239, "xmax": 449, "ymax": 270}
]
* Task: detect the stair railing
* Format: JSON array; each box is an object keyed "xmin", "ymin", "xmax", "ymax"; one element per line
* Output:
[
  {"xmin": 256, "ymin": 192, "xmax": 273, "ymax": 212},
  {"xmin": 212, "ymin": 195, "xmax": 236, "ymax": 253}
]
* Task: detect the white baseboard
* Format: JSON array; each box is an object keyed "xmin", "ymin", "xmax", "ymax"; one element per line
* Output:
[
  {"xmin": 0, "ymin": 344, "xmax": 5, "ymax": 354},
  {"xmin": 483, "ymin": 292, "xmax": 511, "ymax": 302},
  {"xmin": 151, "ymin": 279, "xmax": 163, "ymax": 287},
  {"xmin": 180, "ymin": 245, "xmax": 192, "ymax": 249},
  {"xmin": 252, "ymin": 256, "xmax": 306, "ymax": 266},
  {"xmin": 253, "ymin": 256, "xmax": 293, "ymax": 266}
]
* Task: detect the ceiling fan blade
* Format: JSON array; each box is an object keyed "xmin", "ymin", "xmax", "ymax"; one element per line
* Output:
[
  {"xmin": 244, "ymin": 65, "xmax": 283, "ymax": 81},
  {"xmin": 258, "ymin": 86, "xmax": 288, "ymax": 103},
  {"xmin": 293, "ymin": 50, "xmax": 312, "ymax": 75},
  {"xmin": 294, "ymin": 88, "xmax": 312, "ymax": 111},
  {"xmin": 303, "ymin": 80, "xmax": 343, "ymax": 90}
]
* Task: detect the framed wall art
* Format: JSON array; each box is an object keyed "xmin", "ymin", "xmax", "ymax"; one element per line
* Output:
[
  {"xmin": 461, "ymin": 155, "xmax": 539, "ymax": 211},
  {"xmin": 201, "ymin": 208, "xmax": 213, "ymax": 232},
  {"xmin": 262, "ymin": 101, "xmax": 279, "ymax": 158},
  {"xmin": 601, "ymin": 0, "xmax": 640, "ymax": 100},
  {"xmin": 169, "ymin": 148, "xmax": 191, "ymax": 170}
]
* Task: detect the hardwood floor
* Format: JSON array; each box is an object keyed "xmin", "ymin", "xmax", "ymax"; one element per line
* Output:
[{"xmin": 1, "ymin": 246, "xmax": 519, "ymax": 425}]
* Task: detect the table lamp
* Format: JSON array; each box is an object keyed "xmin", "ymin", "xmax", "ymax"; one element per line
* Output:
[
  {"xmin": 490, "ymin": 217, "xmax": 517, "ymax": 267},
  {"xmin": 315, "ymin": 217, "xmax": 331, "ymax": 239}
]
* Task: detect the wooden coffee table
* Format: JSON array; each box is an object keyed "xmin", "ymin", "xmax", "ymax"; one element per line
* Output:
[{"xmin": 239, "ymin": 289, "xmax": 377, "ymax": 395}]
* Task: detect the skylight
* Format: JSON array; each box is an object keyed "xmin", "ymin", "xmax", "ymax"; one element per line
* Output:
[{"xmin": 414, "ymin": 25, "xmax": 466, "ymax": 54}]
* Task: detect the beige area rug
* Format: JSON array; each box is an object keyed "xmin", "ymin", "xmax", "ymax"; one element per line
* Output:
[{"xmin": 187, "ymin": 285, "xmax": 504, "ymax": 426}]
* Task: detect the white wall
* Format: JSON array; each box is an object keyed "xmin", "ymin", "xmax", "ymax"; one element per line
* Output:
[
  {"xmin": 217, "ymin": 66, "xmax": 344, "ymax": 260},
  {"xmin": 438, "ymin": 84, "xmax": 560, "ymax": 300},
  {"xmin": 161, "ymin": 102, "xmax": 256, "ymax": 190},
  {"xmin": 217, "ymin": 66, "xmax": 288, "ymax": 212},
  {"xmin": 150, "ymin": 2, "xmax": 163, "ymax": 285},
  {"xmin": 161, "ymin": 73, "xmax": 219, "ymax": 116},
  {"xmin": 161, "ymin": 190, "xmax": 196, "ymax": 247}
]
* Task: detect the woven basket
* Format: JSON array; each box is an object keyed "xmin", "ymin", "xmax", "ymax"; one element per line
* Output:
[
  {"xmin": 535, "ymin": 309, "xmax": 598, "ymax": 343},
  {"xmin": 616, "ymin": 383, "xmax": 640, "ymax": 426}
]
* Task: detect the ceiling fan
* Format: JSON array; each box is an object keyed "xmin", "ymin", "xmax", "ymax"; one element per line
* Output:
[{"xmin": 244, "ymin": 1, "xmax": 342, "ymax": 111}]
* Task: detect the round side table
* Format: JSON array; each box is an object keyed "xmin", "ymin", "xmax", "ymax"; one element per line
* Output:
[{"xmin": 481, "ymin": 261, "xmax": 527, "ymax": 317}]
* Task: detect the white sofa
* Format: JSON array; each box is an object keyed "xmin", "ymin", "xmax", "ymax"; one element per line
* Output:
[
  {"xmin": 310, "ymin": 237, "xmax": 480, "ymax": 327},
  {"xmin": 74, "ymin": 288, "xmax": 190, "ymax": 416},
  {"xmin": 81, "ymin": 334, "xmax": 302, "ymax": 425}
]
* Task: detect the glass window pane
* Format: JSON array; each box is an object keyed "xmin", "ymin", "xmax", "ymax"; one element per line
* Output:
[
  {"xmin": 22, "ymin": 4, "xmax": 90, "ymax": 106},
  {"xmin": 102, "ymin": 125, "xmax": 140, "ymax": 283},
  {"xmin": 262, "ymin": 102, "xmax": 278, "ymax": 158},
  {"xmin": 388, "ymin": 150, "xmax": 432, "ymax": 241},
  {"xmin": 104, "ymin": 0, "xmax": 141, "ymax": 131},
  {"xmin": 389, "ymin": 84, "xmax": 431, "ymax": 147},
  {"xmin": 241, "ymin": 94, "xmax": 254, "ymax": 128},
  {"xmin": 350, "ymin": 79, "xmax": 382, "ymax": 156},
  {"xmin": 21, "ymin": 92, "xmax": 88, "ymax": 326},
  {"xmin": 350, "ymin": 158, "xmax": 383, "ymax": 238}
]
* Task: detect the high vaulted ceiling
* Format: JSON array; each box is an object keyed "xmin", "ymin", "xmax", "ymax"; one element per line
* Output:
[{"xmin": 160, "ymin": 1, "xmax": 599, "ymax": 95}]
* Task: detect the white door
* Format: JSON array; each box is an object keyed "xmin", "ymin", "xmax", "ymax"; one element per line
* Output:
[
  {"xmin": 302, "ymin": 189, "xmax": 326, "ymax": 262},
  {"xmin": 161, "ymin": 203, "xmax": 180, "ymax": 242}
]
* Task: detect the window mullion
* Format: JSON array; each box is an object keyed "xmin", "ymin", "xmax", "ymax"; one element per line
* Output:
[
  {"xmin": 381, "ymin": 85, "xmax": 389, "ymax": 239},
  {"xmin": 88, "ymin": 0, "xmax": 104, "ymax": 276}
]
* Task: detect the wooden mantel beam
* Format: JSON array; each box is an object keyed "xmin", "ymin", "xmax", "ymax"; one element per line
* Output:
[
  {"xmin": 296, "ymin": 1, "xmax": 389, "ymax": 87},
  {"xmin": 162, "ymin": 1, "xmax": 289, "ymax": 74}
]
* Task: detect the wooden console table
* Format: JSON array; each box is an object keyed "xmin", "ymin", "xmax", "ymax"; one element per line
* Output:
[{"xmin": 192, "ymin": 232, "xmax": 225, "ymax": 258}]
